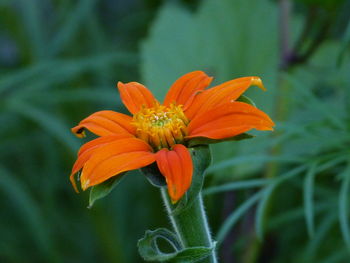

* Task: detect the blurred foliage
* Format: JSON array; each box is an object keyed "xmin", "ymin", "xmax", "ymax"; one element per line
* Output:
[{"xmin": 1, "ymin": 0, "xmax": 350, "ymax": 263}]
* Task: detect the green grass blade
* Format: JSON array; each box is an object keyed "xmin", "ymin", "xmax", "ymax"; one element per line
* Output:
[
  {"xmin": 320, "ymin": 248, "xmax": 349, "ymax": 263},
  {"xmin": 303, "ymin": 214, "xmax": 336, "ymax": 261},
  {"xmin": 0, "ymin": 53, "xmax": 137, "ymax": 94},
  {"xmin": 49, "ymin": 0, "xmax": 97, "ymax": 56},
  {"xmin": 6, "ymin": 100, "xmax": 79, "ymax": 153},
  {"xmin": 216, "ymin": 190, "xmax": 263, "ymax": 244},
  {"xmin": 303, "ymin": 163, "xmax": 318, "ymax": 238},
  {"xmin": 286, "ymin": 73, "xmax": 344, "ymax": 129},
  {"xmin": 203, "ymin": 179, "xmax": 270, "ymax": 195},
  {"xmin": 207, "ymin": 155, "xmax": 303, "ymax": 173},
  {"xmin": 0, "ymin": 62, "xmax": 56, "ymax": 93},
  {"xmin": 268, "ymin": 200, "xmax": 335, "ymax": 231},
  {"xmin": 338, "ymin": 163, "xmax": 350, "ymax": 248},
  {"xmin": 255, "ymin": 165, "xmax": 307, "ymax": 240},
  {"xmin": 0, "ymin": 166, "xmax": 59, "ymax": 262},
  {"xmin": 28, "ymin": 88, "xmax": 121, "ymax": 104},
  {"xmin": 317, "ymin": 155, "xmax": 348, "ymax": 172},
  {"xmin": 16, "ymin": 0, "xmax": 46, "ymax": 59}
]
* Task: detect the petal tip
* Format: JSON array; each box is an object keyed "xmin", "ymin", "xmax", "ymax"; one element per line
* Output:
[
  {"xmin": 81, "ymin": 178, "xmax": 90, "ymax": 191},
  {"xmin": 71, "ymin": 126, "xmax": 86, "ymax": 138},
  {"xmin": 117, "ymin": 81, "xmax": 126, "ymax": 92},
  {"xmin": 70, "ymin": 174, "xmax": 80, "ymax": 193},
  {"xmin": 171, "ymin": 197, "xmax": 180, "ymax": 204},
  {"xmin": 252, "ymin": 77, "xmax": 266, "ymax": 91}
]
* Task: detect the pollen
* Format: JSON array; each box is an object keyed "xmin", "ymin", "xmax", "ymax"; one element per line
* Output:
[{"xmin": 132, "ymin": 103, "xmax": 188, "ymax": 150}]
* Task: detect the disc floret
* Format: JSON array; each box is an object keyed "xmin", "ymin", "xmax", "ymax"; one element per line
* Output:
[{"xmin": 133, "ymin": 103, "xmax": 188, "ymax": 150}]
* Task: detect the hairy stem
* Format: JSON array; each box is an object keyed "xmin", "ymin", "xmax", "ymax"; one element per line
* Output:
[{"xmin": 161, "ymin": 188, "xmax": 218, "ymax": 263}]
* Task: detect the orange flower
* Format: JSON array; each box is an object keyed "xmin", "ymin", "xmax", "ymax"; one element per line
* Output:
[{"xmin": 70, "ymin": 71, "xmax": 274, "ymax": 203}]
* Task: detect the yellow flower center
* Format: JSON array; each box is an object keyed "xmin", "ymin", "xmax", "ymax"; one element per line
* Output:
[{"xmin": 132, "ymin": 103, "xmax": 188, "ymax": 150}]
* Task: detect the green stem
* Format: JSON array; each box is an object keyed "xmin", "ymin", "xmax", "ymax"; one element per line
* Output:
[{"xmin": 161, "ymin": 188, "xmax": 218, "ymax": 263}]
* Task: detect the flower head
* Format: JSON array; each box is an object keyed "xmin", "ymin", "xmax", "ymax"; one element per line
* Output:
[{"xmin": 70, "ymin": 71, "xmax": 274, "ymax": 203}]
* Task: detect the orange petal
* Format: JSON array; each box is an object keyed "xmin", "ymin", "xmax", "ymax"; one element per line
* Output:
[
  {"xmin": 163, "ymin": 71, "xmax": 213, "ymax": 110},
  {"xmin": 156, "ymin": 144, "xmax": 193, "ymax": 203},
  {"xmin": 82, "ymin": 151, "xmax": 155, "ymax": 190},
  {"xmin": 71, "ymin": 110, "xmax": 135, "ymax": 138},
  {"xmin": 117, "ymin": 81, "xmax": 158, "ymax": 114},
  {"xmin": 185, "ymin": 76, "xmax": 264, "ymax": 119},
  {"xmin": 70, "ymin": 135, "xmax": 135, "ymax": 192},
  {"xmin": 78, "ymin": 134, "xmax": 132, "ymax": 157},
  {"xmin": 80, "ymin": 138, "xmax": 154, "ymax": 190},
  {"xmin": 187, "ymin": 101, "xmax": 274, "ymax": 140}
]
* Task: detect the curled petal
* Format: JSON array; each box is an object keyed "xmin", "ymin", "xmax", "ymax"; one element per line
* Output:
[
  {"xmin": 118, "ymin": 81, "xmax": 158, "ymax": 114},
  {"xmin": 156, "ymin": 144, "xmax": 193, "ymax": 203},
  {"xmin": 80, "ymin": 138, "xmax": 154, "ymax": 190},
  {"xmin": 72, "ymin": 111, "xmax": 135, "ymax": 138},
  {"xmin": 187, "ymin": 101, "xmax": 274, "ymax": 140},
  {"xmin": 70, "ymin": 135, "xmax": 132, "ymax": 192},
  {"xmin": 82, "ymin": 151, "xmax": 155, "ymax": 190},
  {"xmin": 185, "ymin": 76, "xmax": 264, "ymax": 119},
  {"xmin": 163, "ymin": 71, "xmax": 213, "ymax": 109}
]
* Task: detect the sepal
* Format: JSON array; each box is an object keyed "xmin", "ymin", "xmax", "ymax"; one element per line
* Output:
[
  {"xmin": 237, "ymin": 94, "xmax": 256, "ymax": 107},
  {"xmin": 140, "ymin": 162, "xmax": 167, "ymax": 187},
  {"xmin": 88, "ymin": 173, "xmax": 126, "ymax": 208}
]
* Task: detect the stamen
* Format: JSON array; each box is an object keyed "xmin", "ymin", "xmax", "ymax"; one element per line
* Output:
[{"xmin": 132, "ymin": 103, "xmax": 188, "ymax": 150}]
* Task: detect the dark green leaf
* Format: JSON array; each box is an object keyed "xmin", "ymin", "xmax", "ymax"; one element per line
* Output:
[
  {"xmin": 140, "ymin": 162, "xmax": 166, "ymax": 187},
  {"xmin": 338, "ymin": 164, "xmax": 350, "ymax": 248},
  {"xmin": 216, "ymin": 190, "xmax": 263, "ymax": 244},
  {"xmin": 203, "ymin": 178, "xmax": 270, "ymax": 195},
  {"xmin": 236, "ymin": 95, "xmax": 256, "ymax": 107},
  {"xmin": 255, "ymin": 166, "xmax": 307, "ymax": 240},
  {"xmin": 303, "ymin": 163, "xmax": 318, "ymax": 238},
  {"xmin": 88, "ymin": 173, "xmax": 126, "ymax": 208}
]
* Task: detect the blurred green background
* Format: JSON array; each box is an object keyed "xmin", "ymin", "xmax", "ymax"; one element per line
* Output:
[{"xmin": 1, "ymin": 0, "xmax": 350, "ymax": 262}]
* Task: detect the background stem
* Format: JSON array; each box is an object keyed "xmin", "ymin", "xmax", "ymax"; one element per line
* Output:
[{"xmin": 161, "ymin": 188, "xmax": 218, "ymax": 263}]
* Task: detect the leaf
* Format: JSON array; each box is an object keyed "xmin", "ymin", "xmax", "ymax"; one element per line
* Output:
[
  {"xmin": 216, "ymin": 190, "xmax": 263, "ymax": 244},
  {"xmin": 0, "ymin": 52, "xmax": 137, "ymax": 95},
  {"xmin": 285, "ymin": 72, "xmax": 345, "ymax": 130},
  {"xmin": 141, "ymin": 0, "xmax": 279, "ymax": 109},
  {"xmin": 17, "ymin": 0, "xmax": 46, "ymax": 59},
  {"xmin": 5, "ymin": 100, "xmax": 79, "ymax": 153},
  {"xmin": 338, "ymin": 164, "xmax": 350, "ymax": 248},
  {"xmin": 0, "ymin": 166, "xmax": 57, "ymax": 260},
  {"xmin": 203, "ymin": 178, "xmax": 270, "ymax": 195},
  {"xmin": 187, "ymin": 133, "xmax": 254, "ymax": 147},
  {"xmin": 48, "ymin": 0, "xmax": 98, "ymax": 56},
  {"xmin": 255, "ymin": 165, "xmax": 307, "ymax": 240},
  {"xmin": 207, "ymin": 154, "xmax": 303, "ymax": 173},
  {"xmin": 337, "ymin": 17, "xmax": 350, "ymax": 66},
  {"xmin": 137, "ymin": 228, "xmax": 214, "ymax": 262},
  {"xmin": 171, "ymin": 145, "xmax": 211, "ymax": 215},
  {"xmin": 141, "ymin": 162, "xmax": 167, "ymax": 187},
  {"xmin": 303, "ymin": 163, "xmax": 318, "ymax": 238},
  {"xmin": 303, "ymin": 214, "xmax": 336, "ymax": 261},
  {"xmin": 236, "ymin": 95, "xmax": 256, "ymax": 107},
  {"xmin": 268, "ymin": 200, "xmax": 335, "ymax": 231},
  {"xmin": 88, "ymin": 173, "xmax": 126, "ymax": 208}
]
